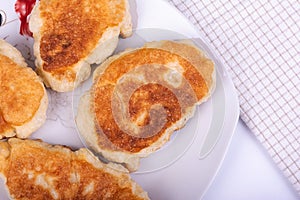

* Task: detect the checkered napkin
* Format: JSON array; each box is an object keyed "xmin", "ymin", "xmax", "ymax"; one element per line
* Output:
[{"xmin": 168, "ymin": 0, "xmax": 300, "ymax": 194}]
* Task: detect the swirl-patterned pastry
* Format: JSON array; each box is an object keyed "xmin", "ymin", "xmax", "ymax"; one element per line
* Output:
[{"xmin": 76, "ymin": 40, "xmax": 216, "ymax": 171}]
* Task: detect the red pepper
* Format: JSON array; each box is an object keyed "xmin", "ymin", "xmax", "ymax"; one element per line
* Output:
[{"xmin": 15, "ymin": 0, "xmax": 37, "ymax": 37}]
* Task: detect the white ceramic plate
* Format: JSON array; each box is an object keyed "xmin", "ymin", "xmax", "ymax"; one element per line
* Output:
[{"xmin": 0, "ymin": 0, "xmax": 239, "ymax": 199}]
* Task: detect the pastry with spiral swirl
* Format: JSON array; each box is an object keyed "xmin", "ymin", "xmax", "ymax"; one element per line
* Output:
[{"xmin": 76, "ymin": 40, "xmax": 216, "ymax": 171}]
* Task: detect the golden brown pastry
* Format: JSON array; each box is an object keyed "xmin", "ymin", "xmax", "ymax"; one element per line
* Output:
[
  {"xmin": 0, "ymin": 138, "xmax": 149, "ymax": 200},
  {"xmin": 0, "ymin": 39, "xmax": 48, "ymax": 139},
  {"xmin": 29, "ymin": 0, "xmax": 132, "ymax": 92},
  {"xmin": 76, "ymin": 40, "xmax": 216, "ymax": 171}
]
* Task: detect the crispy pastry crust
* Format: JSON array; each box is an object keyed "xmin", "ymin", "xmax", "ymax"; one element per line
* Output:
[
  {"xmin": 76, "ymin": 40, "xmax": 215, "ymax": 171},
  {"xmin": 29, "ymin": 0, "xmax": 132, "ymax": 92},
  {"xmin": 0, "ymin": 40, "xmax": 48, "ymax": 139},
  {"xmin": 0, "ymin": 138, "xmax": 149, "ymax": 200}
]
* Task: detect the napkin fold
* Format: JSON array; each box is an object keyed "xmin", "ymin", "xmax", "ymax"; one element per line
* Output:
[{"xmin": 169, "ymin": 0, "xmax": 299, "ymax": 194}]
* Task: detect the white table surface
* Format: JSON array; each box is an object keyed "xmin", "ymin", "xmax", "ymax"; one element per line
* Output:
[{"xmin": 203, "ymin": 119, "xmax": 299, "ymax": 200}]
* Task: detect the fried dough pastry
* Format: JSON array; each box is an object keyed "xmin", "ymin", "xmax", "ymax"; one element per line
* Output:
[
  {"xmin": 76, "ymin": 40, "xmax": 215, "ymax": 171},
  {"xmin": 0, "ymin": 40, "xmax": 48, "ymax": 139},
  {"xmin": 0, "ymin": 138, "xmax": 149, "ymax": 200},
  {"xmin": 29, "ymin": 0, "xmax": 132, "ymax": 92}
]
